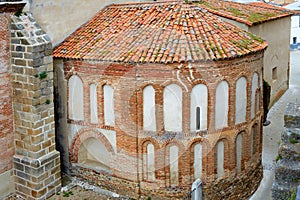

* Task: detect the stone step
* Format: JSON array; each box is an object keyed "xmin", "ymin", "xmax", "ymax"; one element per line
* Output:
[
  {"xmin": 272, "ymin": 182, "xmax": 298, "ymax": 200},
  {"xmin": 284, "ymin": 103, "xmax": 300, "ymax": 129},
  {"xmin": 274, "ymin": 160, "xmax": 300, "ymax": 183}
]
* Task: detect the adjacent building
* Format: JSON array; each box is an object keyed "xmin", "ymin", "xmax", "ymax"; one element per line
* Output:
[
  {"xmin": 285, "ymin": 0, "xmax": 300, "ymax": 50},
  {"xmin": 53, "ymin": 1, "xmax": 267, "ymax": 199},
  {"xmin": 197, "ymin": 0, "xmax": 293, "ymax": 107}
]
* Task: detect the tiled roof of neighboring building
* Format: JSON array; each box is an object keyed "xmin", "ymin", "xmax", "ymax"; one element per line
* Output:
[
  {"xmin": 53, "ymin": 1, "xmax": 267, "ymax": 63},
  {"xmin": 197, "ymin": 0, "xmax": 293, "ymax": 26},
  {"xmin": 0, "ymin": 1, "xmax": 25, "ymax": 13}
]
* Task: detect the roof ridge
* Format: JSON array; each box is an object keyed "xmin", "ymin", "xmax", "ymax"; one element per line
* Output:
[{"xmin": 108, "ymin": 0, "xmax": 182, "ymax": 8}]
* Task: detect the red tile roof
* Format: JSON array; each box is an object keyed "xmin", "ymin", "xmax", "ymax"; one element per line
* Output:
[
  {"xmin": 197, "ymin": 0, "xmax": 293, "ymax": 26},
  {"xmin": 53, "ymin": 1, "xmax": 267, "ymax": 63}
]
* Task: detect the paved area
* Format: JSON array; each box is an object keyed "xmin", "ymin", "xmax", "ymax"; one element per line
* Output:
[{"xmin": 250, "ymin": 50, "xmax": 300, "ymax": 200}]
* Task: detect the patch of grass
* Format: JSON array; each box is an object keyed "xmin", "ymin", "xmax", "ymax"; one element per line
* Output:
[
  {"xmin": 247, "ymin": 12, "xmax": 276, "ymax": 23},
  {"xmin": 289, "ymin": 138, "xmax": 297, "ymax": 144},
  {"xmin": 63, "ymin": 190, "xmax": 74, "ymax": 197},
  {"xmin": 229, "ymin": 8, "xmax": 242, "ymax": 16},
  {"xmin": 39, "ymin": 71, "xmax": 47, "ymax": 80},
  {"xmin": 275, "ymin": 154, "xmax": 282, "ymax": 162},
  {"xmin": 248, "ymin": 33, "xmax": 264, "ymax": 44},
  {"xmin": 277, "ymin": 141, "xmax": 281, "ymax": 145},
  {"xmin": 45, "ymin": 99, "xmax": 51, "ymax": 104},
  {"xmin": 287, "ymin": 189, "xmax": 296, "ymax": 200}
]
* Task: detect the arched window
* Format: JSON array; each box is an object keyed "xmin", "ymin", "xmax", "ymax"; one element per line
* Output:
[
  {"xmin": 217, "ymin": 141, "xmax": 224, "ymax": 178},
  {"xmin": 251, "ymin": 73, "xmax": 259, "ymax": 118},
  {"xmin": 78, "ymin": 137, "xmax": 110, "ymax": 171},
  {"xmin": 250, "ymin": 124, "xmax": 258, "ymax": 158},
  {"xmin": 68, "ymin": 75, "xmax": 84, "ymax": 120},
  {"xmin": 236, "ymin": 133, "xmax": 243, "ymax": 173},
  {"xmin": 103, "ymin": 85, "xmax": 115, "ymax": 126},
  {"xmin": 164, "ymin": 84, "xmax": 182, "ymax": 132},
  {"xmin": 255, "ymin": 90, "xmax": 260, "ymax": 114},
  {"xmin": 190, "ymin": 84, "xmax": 208, "ymax": 131},
  {"xmin": 215, "ymin": 81, "xmax": 229, "ymax": 129},
  {"xmin": 147, "ymin": 143, "xmax": 155, "ymax": 180},
  {"xmin": 194, "ymin": 143, "xmax": 202, "ymax": 179},
  {"xmin": 143, "ymin": 86, "xmax": 156, "ymax": 131},
  {"xmin": 235, "ymin": 77, "xmax": 247, "ymax": 124},
  {"xmin": 170, "ymin": 145, "xmax": 179, "ymax": 186},
  {"xmin": 90, "ymin": 84, "xmax": 98, "ymax": 123}
]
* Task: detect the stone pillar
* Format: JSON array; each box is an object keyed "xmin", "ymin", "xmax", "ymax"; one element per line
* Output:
[{"xmin": 10, "ymin": 13, "xmax": 61, "ymax": 199}]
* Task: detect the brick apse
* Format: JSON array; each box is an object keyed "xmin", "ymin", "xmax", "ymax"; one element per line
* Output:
[{"xmin": 53, "ymin": 1, "xmax": 267, "ymax": 199}]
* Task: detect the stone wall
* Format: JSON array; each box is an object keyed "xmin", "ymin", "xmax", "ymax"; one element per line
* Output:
[
  {"xmin": 0, "ymin": 2, "xmax": 25, "ymax": 198},
  {"xmin": 272, "ymin": 103, "xmax": 300, "ymax": 200},
  {"xmin": 55, "ymin": 51, "xmax": 265, "ymax": 199},
  {"xmin": 10, "ymin": 12, "xmax": 61, "ymax": 199}
]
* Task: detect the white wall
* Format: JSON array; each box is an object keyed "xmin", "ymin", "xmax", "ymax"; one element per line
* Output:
[
  {"xmin": 217, "ymin": 141, "xmax": 224, "ymax": 178},
  {"xmin": 235, "ymin": 77, "xmax": 247, "ymax": 124},
  {"xmin": 215, "ymin": 81, "xmax": 229, "ymax": 129},
  {"xmin": 194, "ymin": 143, "xmax": 202, "ymax": 179},
  {"xmin": 104, "ymin": 85, "xmax": 115, "ymax": 126},
  {"xmin": 236, "ymin": 134, "xmax": 242, "ymax": 173},
  {"xmin": 251, "ymin": 73, "xmax": 259, "ymax": 119},
  {"xmin": 147, "ymin": 143, "xmax": 155, "ymax": 180},
  {"xmin": 190, "ymin": 84, "xmax": 208, "ymax": 131},
  {"xmin": 170, "ymin": 145, "xmax": 179, "ymax": 186},
  {"xmin": 90, "ymin": 84, "xmax": 98, "ymax": 123},
  {"xmin": 143, "ymin": 86, "xmax": 156, "ymax": 131},
  {"xmin": 291, "ymin": 15, "xmax": 300, "ymax": 45},
  {"xmin": 164, "ymin": 84, "xmax": 182, "ymax": 132},
  {"xmin": 29, "ymin": 0, "xmax": 151, "ymax": 46},
  {"xmin": 68, "ymin": 75, "xmax": 84, "ymax": 120}
]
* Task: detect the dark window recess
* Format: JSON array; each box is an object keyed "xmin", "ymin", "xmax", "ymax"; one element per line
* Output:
[
  {"xmin": 293, "ymin": 37, "xmax": 297, "ymax": 44},
  {"xmin": 196, "ymin": 107, "xmax": 200, "ymax": 130}
]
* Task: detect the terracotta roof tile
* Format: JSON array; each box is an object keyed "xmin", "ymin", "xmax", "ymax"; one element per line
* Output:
[
  {"xmin": 197, "ymin": 0, "xmax": 293, "ymax": 26},
  {"xmin": 53, "ymin": 1, "xmax": 267, "ymax": 63}
]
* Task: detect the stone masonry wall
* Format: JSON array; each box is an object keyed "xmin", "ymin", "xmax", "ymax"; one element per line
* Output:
[
  {"xmin": 10, "ymin": 13, "xmax": 61, "ymax": 199},
  {"xmin": 272, "ymin": 103, "xmax": 300, "ymax": 200}
]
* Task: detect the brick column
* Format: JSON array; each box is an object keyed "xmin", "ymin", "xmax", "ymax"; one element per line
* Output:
[{"xmin": 10, "ymin": 13, "xmax": 61, "ymax": 199}]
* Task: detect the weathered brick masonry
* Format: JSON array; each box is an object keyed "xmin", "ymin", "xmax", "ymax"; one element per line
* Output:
[
  {"xmin": 53, "ymin": 2, "xmax": 267, "ymax": 199},
  {"xmin": 57, "ymin": 51, "xmax": 264, "ymax": 199},
  {"xmin": 10, "ymin": 12, "xmax": 61, "ymax": 199},
  {"xmin": 0, "ymin": 2, "xmax": 25, "ymax": 198}
]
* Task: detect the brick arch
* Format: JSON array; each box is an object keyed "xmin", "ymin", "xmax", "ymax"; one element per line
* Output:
[
  {"xmin": 162, "ymin": 139, "xmax": 186, "ymax": 187},
  {"xmin": 234, "ymin": 130, "xmax": 247, "ymax": 172},
  {"xmin": 140, "ymin": 137, "xmax": 161, "ymax": 152},
  {"xmin": 161, "ymin": 80, "xmax": 188, "ymax": 92},
  {"xmin": 188, "ymin": 137, "xmax": 210, "ymax": 181},
  {"xmin": 214, "ymin": 136, "xmax": 232, "ymax": 176},
  {"xmin": 70, "ymin": 128, "xmax": 115, "ymax": 163}
]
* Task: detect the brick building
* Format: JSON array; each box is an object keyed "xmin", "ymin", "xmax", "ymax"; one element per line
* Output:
[
  {"xmin": 0, "ymin": 2, "xmax": 24, "ymax": 197},
  {"xmin": 53, "ymin": 1, "xmax": 267, "ymax": 199}
]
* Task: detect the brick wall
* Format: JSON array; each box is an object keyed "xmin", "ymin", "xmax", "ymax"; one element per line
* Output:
[
  {"xmin": 0, "ymin": 2, "xmax": 25, "ymax": 198},
  {"xmin": 0, "ymin": 9, "xmax": 14, "ymax": 178},
  {"xmin": 58, "ymin": 50, "xmax": 265, "ymax": 199}
]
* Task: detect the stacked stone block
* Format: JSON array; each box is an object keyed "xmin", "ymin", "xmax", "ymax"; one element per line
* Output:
[
  {"xmin": 272, "ymin": 103, "xmax": 300, "ymax": 200},
  {"xmin": 10, "ymin": 13, "xmax": 61, "ymax": 199}
]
